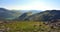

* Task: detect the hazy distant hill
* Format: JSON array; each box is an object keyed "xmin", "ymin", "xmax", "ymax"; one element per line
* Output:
[
  {"xmin": 18, "ymin": 10, "xmax": 42, "ymax": 20},
  {"xmin": 24, "ymin": 10, "xmax": 60, "ymax": 21},
  {"xmin": 0, "ymin": 8, "xmax": 42, "ymax": 20},
  {"xmin": 18, "ymin": 12, "xmax": 32, "ymax": 20},
  {"xmin": 0, "ymin": 8, "xmax": 21, "ymax": 20},
  {"xmin": 18, "ymin": 10, "xmax": 42, "ymax": 14},
  {"xmin": 1, "ymin": 8, "xmax": 60, "ymax": 21}
]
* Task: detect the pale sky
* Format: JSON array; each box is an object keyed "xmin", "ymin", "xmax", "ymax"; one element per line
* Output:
[{"xmin": 0, "ymin": 0, "xmax": 60, "ymax": 10}]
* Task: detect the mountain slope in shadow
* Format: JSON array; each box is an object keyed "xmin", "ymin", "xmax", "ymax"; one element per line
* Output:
[
  {"xmin": 0, "ymin": 8, "xmax": 21, "ymax": 20},
  {"xmin": 23, "ymin": 10, "xmax": 60, "ymax": 21}
]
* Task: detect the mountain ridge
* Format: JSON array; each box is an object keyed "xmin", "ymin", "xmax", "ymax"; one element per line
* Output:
[
  {"xmin": 22, "ymin": 10, "xmax": 60, "ymax": 21},
  {"xmin": 0, "ymin": 8, "xmax": 42, "ymax": 20}
]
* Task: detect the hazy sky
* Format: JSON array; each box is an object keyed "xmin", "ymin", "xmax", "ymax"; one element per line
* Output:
[{"xmin": 0, "ymin": 0, "xmax": 60, "ymax": 10}]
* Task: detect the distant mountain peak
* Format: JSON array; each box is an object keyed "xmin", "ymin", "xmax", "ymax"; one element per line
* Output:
[
  {"xmin": 0, "ymin": 8, "xmax": 6, "ymax": 10},
  {"xmin": 0, "ymin": 8, "xmax": 8, "ymax": 11}
]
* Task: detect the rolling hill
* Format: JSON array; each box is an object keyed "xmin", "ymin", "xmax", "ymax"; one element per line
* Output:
[
  {"xmin": 23, "ymin": 10, "xmax": 60, "ymax": 21},
  {"xmin": 0, "ymin": 8, "xmax": 21, "ymax": 20},
  {"xmin": 0, "ymin": 8, "xmax": 42, "ymax": 20}
]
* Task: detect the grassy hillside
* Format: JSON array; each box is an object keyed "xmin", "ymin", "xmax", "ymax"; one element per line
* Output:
[
  {"xmin": 24, "ymin": 10, "xmax": 60, "ymax": 21},
  {"xmin": 0, "ymin": 21, "xmax": 60, "ymax": 32}
]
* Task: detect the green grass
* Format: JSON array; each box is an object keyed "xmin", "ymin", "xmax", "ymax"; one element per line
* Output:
[
  {"xmin": 5, "ymin": 21, "xmax": 50, "ymax": 32},
  {"xmin": 0, "ymin": 21, "xmax": 60, "ymax": 32}
]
